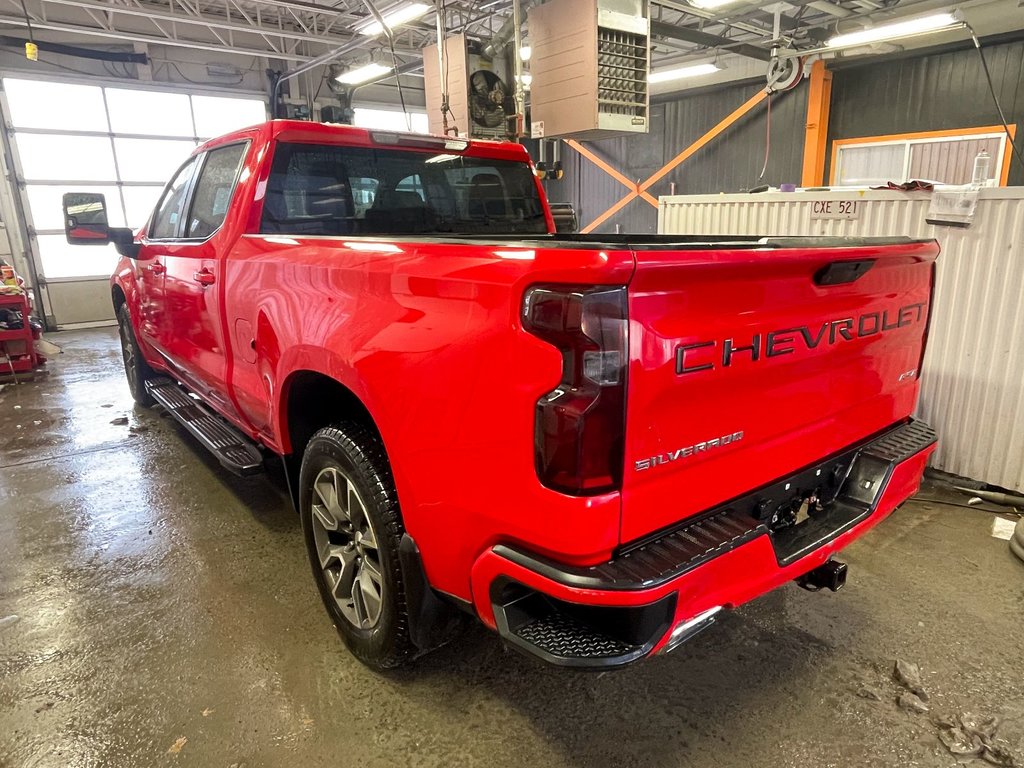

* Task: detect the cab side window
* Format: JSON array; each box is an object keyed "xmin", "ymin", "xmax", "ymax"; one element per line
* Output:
[
  {"xmin": 185, "ymin": 143, "xmax": 248, "ymax": 239},
  {"xmin": 150, "ymin": 156, "xmax": 198, "ymax": 240}
]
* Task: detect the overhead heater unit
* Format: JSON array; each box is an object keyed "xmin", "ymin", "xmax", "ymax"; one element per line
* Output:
[
  {"xmin": 528, "ymin": 0, "xmax": 649, "ymax": 140},
  {"xmin": 423, "ymin": 33, "xmax": 516, "ymax": 140}
]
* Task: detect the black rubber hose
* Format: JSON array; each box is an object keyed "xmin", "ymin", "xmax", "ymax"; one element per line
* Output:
[{"xmin": 0, "ymin": 35, "xmax": 148, "ymax": 63}]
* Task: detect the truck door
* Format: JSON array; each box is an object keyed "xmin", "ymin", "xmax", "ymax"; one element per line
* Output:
[
  {"xmin": 154, "ymin": 141, "xmax": 249, "ymax": 415},
  {"xmin": 135, "ymin": 155, "xmax": 199, "ymax": 351}
]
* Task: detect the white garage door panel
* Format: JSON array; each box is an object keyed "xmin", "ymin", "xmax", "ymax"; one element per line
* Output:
[
  {"xmin": 45, "ymin": 280, "xmax": 116, "ymax": 326},
  {"xmin": 2, "ymin": 75, "xmax": 267, "ymax": 328}
]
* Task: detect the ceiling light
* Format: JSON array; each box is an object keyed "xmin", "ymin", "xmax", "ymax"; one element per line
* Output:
[
  {"xmin": 688, "ymin": 0, "xmax": 742, "ymax": 8},
  {"xmin": 648, "ymin": 61, "xmax": 721, "ymax": 84},
  {"xmin": 335, "ymin": 62, "xmax": 392, "ymax": 85},
  {"xmin": 358, "ymin": 2, "xmax": 431, "ymax": 36},
  {"xmin": 827, "ymin": 12, "xmax": 960, "ymax": 48},
  {"xmin": 519, "ymin": 44, "xmax": 532, "ymax": 61}
]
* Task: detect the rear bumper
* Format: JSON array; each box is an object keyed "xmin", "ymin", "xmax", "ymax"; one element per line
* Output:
[{"xmin": 471, "ymin": 419, "xmax": 937, "ymax": 668}]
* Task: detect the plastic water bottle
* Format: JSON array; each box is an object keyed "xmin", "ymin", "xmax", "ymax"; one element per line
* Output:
[{"xmin": 971, "ymin": 150, "xmax": 991, "ymax": 188}]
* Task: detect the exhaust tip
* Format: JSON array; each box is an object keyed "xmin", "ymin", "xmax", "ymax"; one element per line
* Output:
[{"xmin": 797, "ymin": 559, "xmax": 848, "ymax": 592}]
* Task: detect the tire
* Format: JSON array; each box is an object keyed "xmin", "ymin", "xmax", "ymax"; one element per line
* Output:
[
  {"xmin": 117, "ymin": 303, "xmax": 155, "ymax": 407},
  {"xmin": 299, "ymin": 422, "xmax": 415, "ymax": 669}
]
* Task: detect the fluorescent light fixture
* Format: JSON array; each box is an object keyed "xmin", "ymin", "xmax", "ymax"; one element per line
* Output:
[
  {"xmin": 648, "ymin": 61, "xmax": 720, "ymax": 84},
  {"xmin": 335, "ymin": 62, "xmax": 392, "ymax": 85},
  {"xmin": 688, "ymin": 0, "xmax": 741, "ymax": 8},
  {"xmin": 827, "ymin": 12, "xmax": 960, "ymax": 48},
  {"xmin": 358, "ymin": 2, "xmax": 431, "ymax": 36},
  {"xmin": 519, "ymin": 45, "xmax": 532, "ymax": 61}
]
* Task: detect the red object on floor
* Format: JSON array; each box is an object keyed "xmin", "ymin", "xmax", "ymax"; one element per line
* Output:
[{"xmin": 0, "ymin": 292, "xmax": 40, "ymax": 374}]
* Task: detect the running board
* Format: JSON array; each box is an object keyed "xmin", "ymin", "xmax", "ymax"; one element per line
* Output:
[{"xmin": 146, "ymin": 377, "xmax": 264, "ymax": 476}]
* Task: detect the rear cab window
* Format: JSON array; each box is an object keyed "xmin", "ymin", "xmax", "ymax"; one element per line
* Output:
[
  {"xmin": 185, "ymin": 142, "xmax": 249, "ymax": 239},
  {"xmin": 259, "ymin": 142, "xmax": 546, "ymax": 237}
]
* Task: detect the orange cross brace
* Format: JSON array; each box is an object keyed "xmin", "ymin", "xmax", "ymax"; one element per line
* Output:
[
  {"xmin": 639, "ymin": 89, "xmax": 767, "ymax": 192},
  {"xmin": 564, "ymin": 139, "xmax": 660, "ymax": 210},
  {"xmin": 581, "ymin": 191, "xmax": 637, "ymax": 234},
  {"xmin": 567, "ymin": 88, "xmax": 769, "ymax": 234}
]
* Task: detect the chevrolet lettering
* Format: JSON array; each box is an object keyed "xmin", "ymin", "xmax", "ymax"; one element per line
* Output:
[{"xmin": 676, "ymin": 302, "xmax": 928, "ymax": 375}]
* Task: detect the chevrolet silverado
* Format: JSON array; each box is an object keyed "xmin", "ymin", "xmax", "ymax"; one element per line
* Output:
[{"xmin": 62, "ymin": 120, "xmax": 939, "ymax": 670}]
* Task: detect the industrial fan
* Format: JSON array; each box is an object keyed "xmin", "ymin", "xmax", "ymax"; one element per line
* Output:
[{"xmin": 468, "ymin": 69, "xmax": 512, "ymax": 130}]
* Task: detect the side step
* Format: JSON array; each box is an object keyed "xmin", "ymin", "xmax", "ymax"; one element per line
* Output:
[{"xmin": 146, "ymin": 376, "xmax": 264, "ymax": 476}]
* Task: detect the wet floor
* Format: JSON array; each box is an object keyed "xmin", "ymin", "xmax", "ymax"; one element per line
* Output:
[{"xmin": 1, "ymin": 328, "xmax": 1022, "ymax": 768}]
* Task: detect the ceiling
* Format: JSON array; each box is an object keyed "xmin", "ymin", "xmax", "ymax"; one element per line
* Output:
[{"xmin": 0, "ymin": 0, "xmax": 1021, "ymax": 91}]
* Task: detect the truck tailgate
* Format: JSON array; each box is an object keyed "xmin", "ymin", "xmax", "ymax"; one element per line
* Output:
[{"xmin": 621, "ymin": 238, "xmax": 938, "ymax": 544}]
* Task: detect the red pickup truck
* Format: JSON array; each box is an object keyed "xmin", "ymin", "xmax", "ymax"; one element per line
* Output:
[{"xmin": 63, "ymin": 120, "xmax": 938, "ymax": 670}]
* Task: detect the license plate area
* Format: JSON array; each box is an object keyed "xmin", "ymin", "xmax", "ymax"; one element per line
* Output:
[{"xmin": 768, "ymin": 448, "xmax": 897, "ymax": 565}]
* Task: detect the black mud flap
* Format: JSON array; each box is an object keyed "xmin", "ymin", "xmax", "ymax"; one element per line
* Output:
[{"xmin": 398, "ymin": 534, "xmax": 469, "ymax": 654}]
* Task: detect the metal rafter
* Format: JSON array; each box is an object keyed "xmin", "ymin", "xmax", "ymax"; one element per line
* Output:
[
  {"xmin": 0, "ymin": 0, "xmax": 964, "ymax": 77},
  {"xmin": 0, "ymin": 0, "xmax": 445, "ymax": 61}
]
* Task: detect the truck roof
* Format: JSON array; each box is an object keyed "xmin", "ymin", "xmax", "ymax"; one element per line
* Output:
[{"xmin": 197, "ymin": 119, "xmax": 532, "ymax": 163}]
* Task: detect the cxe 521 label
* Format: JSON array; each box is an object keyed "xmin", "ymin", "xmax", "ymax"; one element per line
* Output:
[{"xmin": 675, "ymin": 302, "xmax": 928, "ymax": 375}]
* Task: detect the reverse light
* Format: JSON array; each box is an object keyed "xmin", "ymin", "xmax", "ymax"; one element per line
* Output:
[{"xmin": 523, "ymin": 285, "xmax": 628, "ymax": 495}]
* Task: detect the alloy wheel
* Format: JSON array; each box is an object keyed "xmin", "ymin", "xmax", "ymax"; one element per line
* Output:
[{"xmin": 310, "ymin": 466, "xmax": 384, "ymax": 629}]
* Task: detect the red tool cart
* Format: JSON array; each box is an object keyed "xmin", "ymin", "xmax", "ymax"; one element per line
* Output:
[{"xmin": 0, "ymin": 291, "xmax": 40, "ymax": 376}]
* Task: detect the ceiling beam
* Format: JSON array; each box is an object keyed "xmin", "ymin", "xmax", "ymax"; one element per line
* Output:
[
  {"xmin": 0, "ymin": 13, "xmax": 311, "ymax": 59},
  {"xmin": 650, "ymin": 20, "xmax": 771, "ymax": 61},
  {"xmin": 30, "ymin": 0, "xmax": 356, "ymax": 47}
]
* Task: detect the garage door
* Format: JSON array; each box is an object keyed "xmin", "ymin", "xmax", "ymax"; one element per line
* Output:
[{"xmin": 1, "ymin": 76, "xmax": 266, "ymax": 328}]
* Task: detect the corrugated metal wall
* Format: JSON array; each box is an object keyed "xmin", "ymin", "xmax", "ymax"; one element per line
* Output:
[
  {"xmin": 827, "ymin": 38, "xmax": 1024, "ymax": 185},
  {"xmin": 659, "ymin": 189, "xmax": 1024, "ymax": 492},
  {"xmin": 538, "ymin": 80, "xmax": 807, "ymax": 234}
]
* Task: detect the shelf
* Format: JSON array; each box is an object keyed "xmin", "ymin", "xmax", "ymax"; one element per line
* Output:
[
  {"xmin": 0, "ymin": 356, "xmax": 34, "ymax": 373},
  {"xmin": 0, "ymin": 327, "xmax": 31, "ymax": 342}
]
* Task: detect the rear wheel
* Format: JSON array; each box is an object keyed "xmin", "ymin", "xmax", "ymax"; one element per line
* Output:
[
  {"xmin": 299, "ymin": 422, "xmax": 415, "ymax": 669},
  {"xmin": 117, "ymin": 303, "xmax": 154, "ymax": 407}
]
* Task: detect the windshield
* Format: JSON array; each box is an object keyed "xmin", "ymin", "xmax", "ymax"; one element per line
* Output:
[{"xmin": 260, "ymin": 142, "xmax": 548, "ymax": 237}]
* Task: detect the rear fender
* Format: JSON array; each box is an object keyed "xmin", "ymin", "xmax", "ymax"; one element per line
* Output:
[{"xmin": 274, "ymin": 346, "xmax": 378, "ymax": 455}]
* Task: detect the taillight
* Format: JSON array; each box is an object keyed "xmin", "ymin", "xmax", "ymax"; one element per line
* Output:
[{"xmin": 522, "ymin": 285, "xmax": 628, "ymax": 495}]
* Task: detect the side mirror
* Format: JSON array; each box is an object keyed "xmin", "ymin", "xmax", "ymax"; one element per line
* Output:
[
  {"xmin": 63, "ymin": 192, "xmax": 111, "ymax": 243},
  {"xmin": 62, "ymin": 192, "xmax": 140, "ymax": 258}
]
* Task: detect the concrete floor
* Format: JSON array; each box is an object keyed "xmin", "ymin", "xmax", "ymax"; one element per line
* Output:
[{"xmin": 1, "ymin": 328, "xmax": 1022, "ymax": 768}]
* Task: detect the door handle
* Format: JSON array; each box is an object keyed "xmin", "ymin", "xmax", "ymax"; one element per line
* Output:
[
  {"xmin": 148, "ymin": 262, "xmax": 166, "ymax": 275},
  {"xmin": 193, "ymin": 269, "xmax": 216, "ymax": 286}
]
